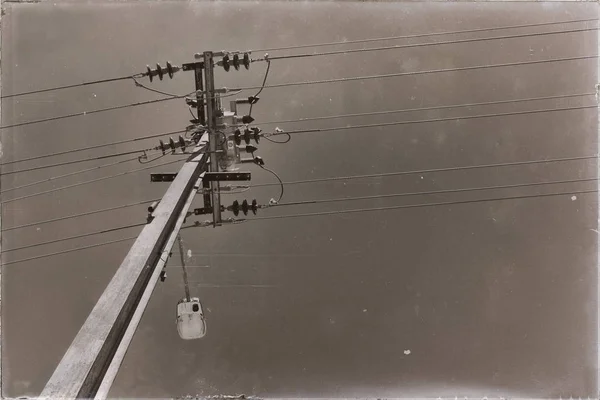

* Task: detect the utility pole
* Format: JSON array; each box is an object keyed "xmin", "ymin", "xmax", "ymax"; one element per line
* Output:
[
  {"xmin": 203, "ymin": 51, "xmax": 223, "ymax": 226},
  {"xmin": 39, "ymin": 142, "xmax": 210, "ymax": 399},
  {"xmin": 40, "ymin": 51, "xmax": 261, "ymax": 398}
]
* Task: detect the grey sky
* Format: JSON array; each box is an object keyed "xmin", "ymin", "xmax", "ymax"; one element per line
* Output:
[{"xmin": 1, "ymin": 1, "xmax": 598, "ymax": 398}]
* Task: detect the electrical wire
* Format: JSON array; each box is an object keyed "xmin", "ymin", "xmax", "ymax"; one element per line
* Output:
[
  {"xmin": 253, "ymin": 154, "xmax": 597, "ymax": 188},
  {"xmin": 4, "ymin": 222, "xmax": 147, "ymax": 253},
  {"xmin": 4, "ymin": 177, "xmax": 597, "ymax": 265},
  {"xmin": 2, "ymin": 236, "xmax": 138, "ymax": 266},
  {"xmin": 1, "ymin": 157, "xmax": 184, "ymax": 204},
  {"xmin": 131, "ymin": 75, "xmax": 182, "ymax": 98},
  {"xmin": 254, "ymin": 92, "xmax": 596, "ymax": 126},
  {"xmin": 2, "ymin": 18, "xmax": 593, "ymax": 100},
  {"xmin": 138, "ymin": 152, "xmax": 168, "ymax": 165},
  {"xmin": 0, "ymin": 148, "xmax": 155, "ymax": 176},
  {"xmin": 258, "ymin": 164, "xmax": 284, "ymax": 203},
  {"xmin": 263, "ymin": 133, "xmax": 292, "ymax": 144},
  {"xmin": 265, "ymin": 104, "xmax": 597, "ymax": 138},
  {"xmin": 3, "ymin": 55, "xmax": 594, "ymax": 130},
  {"xmin": 5, "ymin": 154, "xmax": 593, "ymax": 231},
  {"xmin": 231, "ymin": 55, "xmax": 597, "ymax": 92},
  {"xmin": 189, "ymin": 106, "xmax": 198, "ymax": 120},
  {"xmin": 269, "ymin": 177, "xmax": 596, "ymax": 208},
  {"xmin": 0, "ymin": 90, "xmax": 239, "ymax": 130},
  {"xmin": 2, "ymin": 197, "xmax": 160, "ymax": 232},
  {"xmin": 0, "ymin": 154, "xmax": 144, "ymax": 194},
  {"xmin": 1, "ymin": 74, "xmax": 144, "ymax": 99},
  {"xmin": 0, "ymin": 96, "xmax": 182, "ymax": 130},
  {"xmin": 0, "ymin": 128, "xmax": 187, "ymax": 166},
  {"xmin": 258, "ymin": 27, "xmax": 598, "ymax": 62},
  {"xmin": 248, "ymin": 59, "xmax": 271, "ymax": 117},
  {"xmin": 231, "ymin": 189, "xmax": 597, "ymax": 223},
  {"xmin": 248, "ymin": 18, "xmax": 598, "ymax": 53}
]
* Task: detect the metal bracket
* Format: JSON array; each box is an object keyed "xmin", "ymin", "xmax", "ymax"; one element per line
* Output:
[
  {"xmin": 151, "ymin": 173, "xmax": 178, "ymax": 182},
  {"xmin": 202, "ymin": 172, "xmax": 251, "ymax": 182},
  {"xmin": 182, "ymin": 61, "xmax": 204, "ymax": 71},
  {"xmin": 194, "ymin": 205, "xmax": 225, "ymax": 215}
]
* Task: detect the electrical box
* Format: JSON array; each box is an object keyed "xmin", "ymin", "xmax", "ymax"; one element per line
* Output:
[
  {"xmin": 176, "ymin": 297, "xmax": 207, "ymax": 340},
  {"xmin": 217, "ymin": 110, "xmax": 241, "ymax": 172}
]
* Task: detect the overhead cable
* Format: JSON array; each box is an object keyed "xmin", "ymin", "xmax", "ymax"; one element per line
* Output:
[
  {"xmin": 2, "ymin": 236, "xmax": 138, "ymax": 266},
  {"xmin": 265, "ymin": 104, "xmax": 596, "ymax": 138},
  {"xmin": 249, "ymin": 18, "xmax": 598, "ymax": 52},
  {"xmin": 2, "ymin": 197, "xmax": 160, "ymax": 232},
  {"xmin": 269, "ymin": 177, "xmax": 596, "ymax": 208},
  {"xmin": 231, "ymin": 55, "xmax": 597, "ymax": 92},
  {"xmin": 0, "ymin": 128, "xmax": 186, "ymax": 166},
  {"xmin": 253, "ymin": 154, "xmax": 597, "ymax": 188},
  {"xmin": 0, "ymin": 154, "xmax": 144, "ymax": 194},
  {"xmin": 254, "ymin": 92, "xmax": 596, "ymax": 126},
  {"xmin": 226, "ymin": 189, "xmax": 597, "ymax": 224},
  {"xmin": 0, "ymin": 96, "xmax": 181, "ymax": 130},
  {"xmin": 1, "ymin": 148, "xmax": 158, "ymax": 176},
  {"xmin": 258, "ymin": 27, "xmax": 598, "ymax": 62},
  {"xmin": 4, "ymin": 222, "xmax": 147, "ymax": 253},
  {"xmin": 1, "ymin": 74, "xmax": 143, "ymax": 99},
  {"xmin": 1, "ymin": 157, "xmax": 184, "ymax": 204},
  {"xmin": 4, "ymin": 154, "xmax": 595, "ymax": 231},
  {"xmin": 5, "ymin": 186, "xmax": 596, "ymax": 265}
]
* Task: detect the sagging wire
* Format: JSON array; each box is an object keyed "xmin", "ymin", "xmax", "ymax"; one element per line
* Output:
[
  {"xmin": 248, "ymin": 54, "xmax": 271, "ymax": 117},
  {"xmin": 188, "ymin": 106, "xmax": 198, "ymax": 121},
  {"xmin": 131, "ymin": 76, "xmax": 181, "ymax": 98},
  {"xmin": 258, "ymin": 164, "xmax": 284, "ymax": 204},
  {"xmin": 262, "ymin": 127, "xmax": 291, "ymax": 144},
  {"xmin": 138, "ymin": 151, "xmax": 169, "ymax": 164}
]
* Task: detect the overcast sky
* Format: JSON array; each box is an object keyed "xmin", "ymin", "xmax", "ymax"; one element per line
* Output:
[{"xmin": 1, "ymin": 1, "xmax": 598, "ymax": 398}]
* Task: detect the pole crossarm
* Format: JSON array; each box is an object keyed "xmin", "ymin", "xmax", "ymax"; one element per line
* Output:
[{"xmin": 40, "ymin": 135, "xmax": 210, "ymax": 399}]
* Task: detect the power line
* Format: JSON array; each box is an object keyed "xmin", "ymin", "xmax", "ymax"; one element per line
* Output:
[
  {"xmin": 3, "ymin": 55, "xmax": 594, "ymax": 130},
  {"xmin": 3, "ymin": 18, "xmax": 593, "ymax": 100},
  {"xmin": 2, "ymin": 236, "xmax": 138, "ymax": 266},
  {"xmin": 4, "ymin": 222, "xmax": 146, "ymax": 253},
  {"xmin": 230, "ymin": 189, "xmax": 597, "ymax": 223},
  {"xmin": 254, "ymin": 92, "xmax": 596, "ymax": 126},
  {"xmin": 269, "ymin": 177, "xmax": 596, "ymax": 208},
  {"xmin": 248, "ymin": 18, "xmax": 598, "ymax": 53},
  {"xmin": 265, "ymin": 104, "xmax": 596, "ymax": 137},
  {"xmin": 5, "ymin": 154, "xmax": 595, "ymax": 231},
  {"xmin": 2, "ymin": 197, "xmax": 160, "ymax": 232},
  {"xmin": 0, "ymin": 74, "xmax": 143, "ymax": 99},
  {"xmin": 1, "ymin": 157, "xmax": 184, "ymax": 204},
  {"xmin": 0, "ymin": 128, "xmax": 186, "ymax": 166},
  {"xmin": 0, "ymin": 96, "xmax": 180, "ymax": 130},
  {"xmin": 253, "ymin": 154, "xmax": 597, "ymax": 188},
  {"xmin": 248, "ymin": 59, "xmax": 271, "ymax": 117},
  {"xmin": 5, "ymin": 183, "xmax": 597, "ymax": 265},
  {"xmin": 232, "ymin": 55, "xmax": 597, "ymax": 92},
  {"xmin": 260, "ymin": 27, "xmax": 598, "ymax": 62},
  {"xmin": 0, "ymin": 148, "xmax": 155, "ymax": 176},
  {"xmin": 0, "ymin": 91, "xmax": 591, "ymax": 168},
  {"xmin": 0, "ymin": 90, "xmax": 233, "ymax": 130},
  {"xmin": 0, "ymin": 154, "xmax": 144, "ymax": 194}
]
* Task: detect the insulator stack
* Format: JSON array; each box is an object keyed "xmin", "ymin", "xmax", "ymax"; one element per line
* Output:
[
  {"xmin": 220, "ymin": 52, "xmax": 251, "ymax": 72},
  {"xmin": 157, "ymin": 135, "xmax": 190, "ymax": 154},
  {"xmin": 228, "ymin": 199, "xmax": 259, "ymax": 216},
  {"xmin": 233, "ymin": 127, "xmax": 262, "ymax": 145},
  {"xmin": 146, "ymin": 61, "xmax": 180, "ymax": 82}
]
